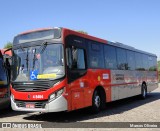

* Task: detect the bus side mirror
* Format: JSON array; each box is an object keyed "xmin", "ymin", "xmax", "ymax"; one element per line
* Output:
[
  {"xmin": 3, "ymin": 48, "xmax": 12, "ymax": 66},
  {"xmin": 3, "ymin": 55, "xmax": 12, "ymax": 66}
]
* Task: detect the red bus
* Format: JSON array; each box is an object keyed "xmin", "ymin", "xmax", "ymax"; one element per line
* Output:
[
  {"xmin": 0, "ymin": 49, "xmax": 11, "ymax": 109},
  {"xmin": 11, "ymin": 27, "xmax": 158, "ymax": 112}
]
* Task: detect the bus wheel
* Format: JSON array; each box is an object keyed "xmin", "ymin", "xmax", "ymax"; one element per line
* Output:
[
  {"xmin": 141, "ymin": 83, "xmax": 147, "ymax": 99},
  {"xmin": 92, "ymin": 90, "xmax": 101, "ymax": 113}
]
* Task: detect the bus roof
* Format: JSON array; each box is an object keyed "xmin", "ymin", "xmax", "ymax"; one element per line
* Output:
[
  {"xmin": 19, "ymin": 28, "xmax": 53, "ymax": 35},
  {"xmin": 62, "ymin": 27, "xmax": 107, "ymax": 44},
  {"xmin": 14, "ymin": 27, "xmax": 157, "ymax": 57},
  {"xmin": 107, "ymin": 41, "xmax": 157, "ymax": 57},
  {"xmin": 62, "ymin": 28, "xmax": 156, "ymax": 57}
]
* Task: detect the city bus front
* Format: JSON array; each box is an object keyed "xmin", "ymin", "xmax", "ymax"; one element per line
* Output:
[{"xmin": 11, "ymin": 28, "xmax": 68, "ymax": 112}]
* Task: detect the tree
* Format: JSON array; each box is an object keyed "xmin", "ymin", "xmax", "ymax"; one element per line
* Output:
[
  {"xmin": 158, "ymin": 60, "xmax": 160, "ymax": 81},
  {"xmin": 158, "ymin": 61, "xmax": 160, "ymax": 71},
  {"xmin": 4, "ymin": 42, "xmax": 13, "ymax": 49}
]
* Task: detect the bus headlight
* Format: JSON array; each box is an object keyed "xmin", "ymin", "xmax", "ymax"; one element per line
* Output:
[
  {"xmin": 50, "ymin": 93, "xmax": 56, "ymax": 100},
  {"xmin": 11, "ymin": 94, "xmax": 14, "ymax": 101},
  {"xmin": 49, "ymin": 88, "xmax": 64, "ymax": 102}
]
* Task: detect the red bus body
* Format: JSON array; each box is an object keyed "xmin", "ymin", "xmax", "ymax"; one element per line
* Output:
[
  {"xmin": 0, "ymin": 49, "xmax": 12, "ymax": 56},
  {"xmin": 0, "ymin": 49, "xmax": 11, "ymax": 109},
  {"xmin": 11, "ymin": 27, "xmax": 158, "ymax": 112}
]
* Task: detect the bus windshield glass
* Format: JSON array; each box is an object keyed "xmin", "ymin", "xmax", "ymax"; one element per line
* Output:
[{"xmin": 12, "ymin": 44, "xmax": 64, "ymax": 82}]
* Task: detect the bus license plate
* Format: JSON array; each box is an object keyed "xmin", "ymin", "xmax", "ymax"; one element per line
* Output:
[{"xmin": 26, "ymin": 103, "xmax": 35, "ymax": 108}]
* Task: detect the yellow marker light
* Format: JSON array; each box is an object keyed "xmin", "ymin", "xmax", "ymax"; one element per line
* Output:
[{"xmin": 98, "ymin": 76, "xmax": 101, "ymax": 81}]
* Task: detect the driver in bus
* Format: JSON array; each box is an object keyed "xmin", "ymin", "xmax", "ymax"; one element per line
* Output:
[{"xmin": 43, "ymin": 55, "xmax": 58, "ymax": 68}]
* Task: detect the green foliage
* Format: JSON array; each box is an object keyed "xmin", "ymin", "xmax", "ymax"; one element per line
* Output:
[
  {"xmin": 4, "ymin": 42, "xmax": 13, "ymax": 49},
  {"xmin": 158, "ymin": 60, "xmax": 160, "ymax": 81},
  {"xmin": 158, "ymin": 61, "xmax": 160, "ymax": 71}
]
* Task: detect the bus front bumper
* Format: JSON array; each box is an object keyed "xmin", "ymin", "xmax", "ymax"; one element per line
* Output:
[{"xmin": 11, "ymin": 95, "xmax": 68, "ymax": 112}]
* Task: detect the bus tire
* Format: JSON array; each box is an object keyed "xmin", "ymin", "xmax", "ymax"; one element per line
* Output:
[
  {"xmin": 141, "ymin": 83, "xmax": 147, "ymax": 99},
  {"xmin": 91, "ymin": 88, "xmax": 106, "ymax": 113}
]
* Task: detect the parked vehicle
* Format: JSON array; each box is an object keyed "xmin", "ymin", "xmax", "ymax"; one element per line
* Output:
[
  {"xmin": 0, "ymin": 49, "xmax": 11, "ymax": 109},
  {"xmin": 10, "ymin": 27, "xmax": 158, "ymax": 113}
]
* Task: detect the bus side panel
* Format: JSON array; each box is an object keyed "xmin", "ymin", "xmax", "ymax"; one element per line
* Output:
[
  {"xmin": 147, "ymin": 71, "xmax": 158, "ymax": 92},
  {"xmin": 68, "ymin": 69, "xmax": 112, "ymax": 111},
  {"xmin": 111, "ymin": 70, "xmax": 140, "ymax": 101},
  {"xmin": 67, "ymin": 73, "xmax": 90, "ymax": 111},
  {"xmin": 71, "ymin": 90, "xmax": 84, "ymax": 110},
  {"xmin": 87, "ymin": 69, "xmax": 112, "ymax": 103},
  {"xmin": 110, "ymin": 70, "xmax": 158, "ymax": 101}
]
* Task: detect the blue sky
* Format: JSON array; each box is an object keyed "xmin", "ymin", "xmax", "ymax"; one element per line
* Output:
[{"xmin": 0, "ymin": 0, "xmax": 160, "ymax": 59}]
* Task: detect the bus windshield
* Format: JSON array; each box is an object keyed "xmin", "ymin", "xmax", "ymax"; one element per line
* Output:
[{"xmin": 12, "ymin": 43, "xmax": 65, "ymax": 82}]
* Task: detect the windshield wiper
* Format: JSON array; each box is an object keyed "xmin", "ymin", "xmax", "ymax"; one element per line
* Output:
[
  {"xmin": 39, "ymin": 41, "xmax": 48, "ymax": 54},
  {"xmin": 32, "ymin": 48, "xmax": 37, "ymax": 70},
  {"xmin": 25, "ymin": 49, "xmax": 29, "ymax": 71},
  {"xmin": 19, "ymin": 45, "xmax": 29, "ymax": 71},
  {"xmin": 32, "ymin": 42, "xmax": 48, "ymax": 70}
]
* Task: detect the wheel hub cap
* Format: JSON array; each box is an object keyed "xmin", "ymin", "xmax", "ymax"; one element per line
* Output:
[{"xmin": 95, "ymin": 96, "xmax": 100, "ymax": 108}]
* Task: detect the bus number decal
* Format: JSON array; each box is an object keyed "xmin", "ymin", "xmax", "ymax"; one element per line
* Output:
[{"xmin": 33, "ymin": 95, "xmax": 43, "ymax": 99}]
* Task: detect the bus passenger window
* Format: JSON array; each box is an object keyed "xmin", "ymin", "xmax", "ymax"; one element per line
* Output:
[
  {"xmin": 89, "ymin": 42, "xmax": 104, "ymax": 68},
  {"xmin": 117, "ymin": 48, "xmax": 127, "ymax": 70},
  {"xmin": 104, "ymin": 45, "xmax": 117, "ymax": 69},
  {"xmin": 135, "ymin": 53, "xmax": 143, "ymax": 70},
  {"xmin": 66, "ymin": 47, "xmax": 86, "ymax": 69},
  {"xmin": 148, "ymin": 56, "xmax": 157, "ymax": 71},
  {"xmin": 127, "ymin": 50, "xmax": 135, "ymax": 70},
  {"xmin": 91, "ymin": 57, "xmax": 98, "ymax": 67}
]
